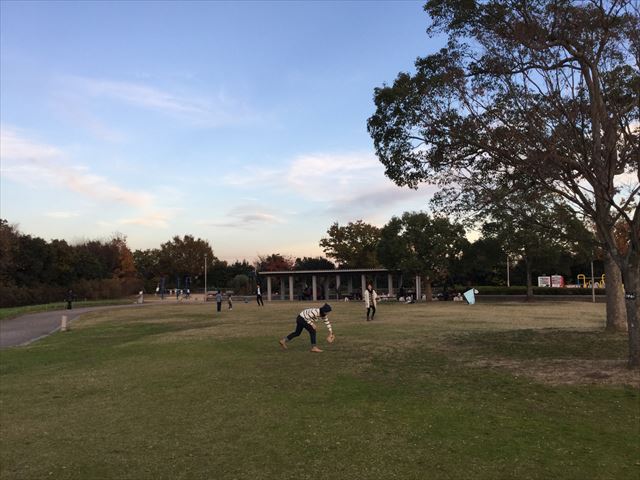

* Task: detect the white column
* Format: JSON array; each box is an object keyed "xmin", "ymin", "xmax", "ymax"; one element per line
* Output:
[
  {"xmin": 289, "ymin": 275, "xmax": 294, "ymax": 301},
  {"xmin": 267, "ymin": 276, "xmax": 272, "ymax": 302},
  {"xmin": 361, "ymin": 274, "xmax": 366, "ymax": 298},
  {"xmin": 388, "ymin": 273, "xmax": 393, "ymax": 296},
  {"xmin": 324, "ymin": 277, "xmax": 330, "ymax": 300},
  {"xmin": 280, "ymin": 278, "xmax": 286, "ymax": 300},
  {"xmin": 336, "ymin": 275, "xmax": 341, "ymax": 299},
  {"xmin": 312, "ymin": 275, "xmax": 317, "ymax": 301},
  {"xmin": 415, "ymin": 275, "xmax": 421, "ymax": 301},
  {"xmin": 348, "ymin": 277, "xmax": 353, "ymax": 293}
]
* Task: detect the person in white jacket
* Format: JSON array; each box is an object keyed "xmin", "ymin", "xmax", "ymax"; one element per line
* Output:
[{"xmin": 364, "ymin": 283, "xmax": 378, "ymax": 321}]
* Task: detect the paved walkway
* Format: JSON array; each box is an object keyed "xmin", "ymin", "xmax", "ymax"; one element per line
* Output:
[{"xmin": 0, "ymin": 304, "xmax": 151, "ymax": 349}]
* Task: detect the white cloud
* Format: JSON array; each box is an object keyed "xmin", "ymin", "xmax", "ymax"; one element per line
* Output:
[
  {"xmin": 0, "ymin": 126, "xmax": 153, "ymax": 208},
  {"xmin": 222, "ymin": 151, "xmax": 433, "ymax": 221},
  {"xmin": 289, "ymin": 152, "xmax": 434, "ymax": 213}
]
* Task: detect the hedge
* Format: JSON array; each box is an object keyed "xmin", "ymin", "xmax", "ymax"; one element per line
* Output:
[{"xmin": 462, "ymin": 286, "xmax": 606, "ymax": 296}]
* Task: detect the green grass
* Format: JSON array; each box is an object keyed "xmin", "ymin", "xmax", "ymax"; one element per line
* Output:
[
  {"xmin": 0, "ymin": 301, "xmax": 637, "ymax": 480},
  {"xmin": 0, "ymin": 298, "xmax": 135, "ymax": 321}
]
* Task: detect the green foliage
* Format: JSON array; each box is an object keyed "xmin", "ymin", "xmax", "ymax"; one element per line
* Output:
[
  {"xmin": 0, "ymin": 222, "xmax": 143, "ymax": 307},
  {"xmin": 319, "ymin": 220, "xmax": 381, "ymax": 268},
  {"xmin": 378, "ymin": 212, "xmax": 468, "ymax": 283},
  {"xmin": 158, "ymin": 235, "xmax": 215, "ymax": 280},
  {"xmin": 293, "ymin": 256, "xmax": 335, "ymax": 270},
  {"xmin": 454, "ymin": 237, "xmax": 505, "ymax": 285},
  {"xmin": 230, "ymin": 274, "xmax": 251, "ymax": 294}
]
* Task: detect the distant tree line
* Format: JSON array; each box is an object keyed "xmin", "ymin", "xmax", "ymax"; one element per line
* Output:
[
  {"xmin": 0, "ymin": 219, "xmax": 141, "ymax": 307},
  {"xmin": 2, "ymin": 208, "xmax": 603, "ymax": 309}
]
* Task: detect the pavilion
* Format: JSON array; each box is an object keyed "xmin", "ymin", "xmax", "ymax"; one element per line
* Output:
[{"xmin": 256, "ymin": 268, "xmax": 424, "ymax": 302}]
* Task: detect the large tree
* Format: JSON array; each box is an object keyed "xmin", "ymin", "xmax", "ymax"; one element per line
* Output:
[
  {"xmin": 158, "ymin": 235, "xmax": 215, "ymax": 287},
  {"xmin": 256, "ymin": 253, "xmax": 294, "ymax": 272},
  {"xmin": 319, "ymin": 220, "xmax": 381, "ymax": 268},
  {"xmin": 368, "ymin": 0, "xmax": 639, "ymax": 366},
  {"xmin": 377, "ymin": 212, "xmax": 468, "ymax": 300}
]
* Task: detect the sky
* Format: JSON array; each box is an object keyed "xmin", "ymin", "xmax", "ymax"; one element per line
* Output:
[{"xmin": 0, "ymin": 0, "xmax": 444, "ymax": 262}]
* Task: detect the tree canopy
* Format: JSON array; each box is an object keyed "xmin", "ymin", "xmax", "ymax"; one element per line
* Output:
[
  {"xmin": 377, "ymin": 212, "xmax": 468, "ymax": 300},
  {"xmin": 319, "ymin": 220, "xmax": 381, "ymax": 268}
]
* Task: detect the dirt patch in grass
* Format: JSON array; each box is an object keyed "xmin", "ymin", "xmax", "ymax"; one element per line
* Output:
[
  {"xmin": 469, "ymin": 357, "xmax": 639, "ymax": 388},
  {"xmin": 442, "ymin": 329, "xmax": 638, "ymax": 388}
]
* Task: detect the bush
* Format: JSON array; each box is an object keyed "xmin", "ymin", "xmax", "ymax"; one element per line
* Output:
[
  {"xmin": 0, "ymin": 283, "xmax": 67, "ymax": 308},
  {"xmin": 0, "ymin": 277, "xmax": 144, "ymax": 307}
]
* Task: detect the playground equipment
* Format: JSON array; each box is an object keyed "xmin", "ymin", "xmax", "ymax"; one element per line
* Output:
[{"xmin": 577, "ymin": 273, "xmax": 605, "ymax": 288}]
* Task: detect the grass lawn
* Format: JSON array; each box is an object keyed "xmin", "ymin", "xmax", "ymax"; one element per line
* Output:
[{"xmin": 0, "ymin": 301, "xmax": 638, "ymax": 480}]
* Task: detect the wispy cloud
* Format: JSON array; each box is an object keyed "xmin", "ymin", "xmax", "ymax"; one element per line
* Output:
[
  {"xmin": 45, "ymin": 211, "xmax": 80, "ymax": 219},
  {"xmin": 57, "ymin": 76, "xmax": 262, "ymax": 128},
  {"xmin": 203, "ymin": 204, "xmax": 285, "ymax": 229},
  {"xmin": 222, "ymin": 151, "xmax": 433, "ymax": 222},
  {"xmin": 120, "ymin": 211, "xmax": 175, "ymax": 228},
  {"xmin": 0, "ymin": 126, "xmax": 153, "ymax": 208}
]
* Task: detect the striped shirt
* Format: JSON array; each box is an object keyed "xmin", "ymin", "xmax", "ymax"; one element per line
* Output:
[{"xmin": 299, "ymin": 308, "xmax": 333, "ymax": 334}]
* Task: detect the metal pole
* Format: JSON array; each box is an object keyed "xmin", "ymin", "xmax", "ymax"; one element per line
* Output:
[
  {"xmin": 204, "ymin": 253, "xmax": 208, "ymax": 302},
  {"xmin": 506, "ymin": 255, "xmax": 510, "ymax": 287},
  {"xmin": 590, "ymin": 257, "xmax": 595, "ymax": 303}
]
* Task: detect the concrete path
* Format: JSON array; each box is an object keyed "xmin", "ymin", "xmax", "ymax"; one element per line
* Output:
[{"xmin": 0, "ymin": 304, "xmax": 151, "ymax": 349}]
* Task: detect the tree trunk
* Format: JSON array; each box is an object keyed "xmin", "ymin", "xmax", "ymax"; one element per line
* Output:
[
  {"xmin": 621, "ymin": 255, "xmax": 640, "ymax": 368},
  {"xmin": 525, "ymin": 258, "xmax": 534, "ymax": 301},
  {"xmin": 424, "ymin": 277, "xmax": 433, "ymax": 302},
  {"xmin": 604, "ymin": 252, "xmax": 627, "ymax": 332}
]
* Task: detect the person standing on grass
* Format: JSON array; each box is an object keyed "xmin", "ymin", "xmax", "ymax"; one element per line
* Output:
[
  {"xmin": 216, "ymin": 290, "xmax": 222, "ymax": 312},
  {"xmin": 279, "ymin": 303, "xmax": 335, "ymax": 353},
  {"xmin": 256, "ymin": 285, "xmax": 264, "ymax": 306},
  {"xmin": 227, "ymin": 293, "xmax": 233, "ymax": 310},
  {"xmin": 364, "ymin": 283, "xmax": 378, "ymax": 321},
  {"xmin": 65, "ymin": 289, "xmax": 75, "ymax": 310}
]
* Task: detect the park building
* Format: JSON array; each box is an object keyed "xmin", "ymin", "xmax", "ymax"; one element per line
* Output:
[{"xmin": 256, "ymin": 268, "xmax": 426, "ymax": 302}]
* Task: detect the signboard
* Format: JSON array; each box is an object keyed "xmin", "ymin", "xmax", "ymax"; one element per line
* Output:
[
  {"xmin": 537, "ymin": 276, "xmax": 551, "ymax": 287},
  {"xmin": 551, "ymin": 275, "xmax": 565, "ymax": 287}
]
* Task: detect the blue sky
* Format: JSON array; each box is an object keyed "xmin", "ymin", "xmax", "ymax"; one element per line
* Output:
[{"xmin": 1, "ymin": 0, "xmax": 443, "ymax": 262}]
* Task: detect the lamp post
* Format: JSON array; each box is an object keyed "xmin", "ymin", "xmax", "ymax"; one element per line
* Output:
[
  {"xmin": 590, "ymin": 254, "xmax": 596, "ymax": 303},
  {"xmin": 204, "ymin": 253, "xmax": 208, "ymax": 302},
  {"xmin": 506, "ymin": 254, "xmax": 510, "ymax": 287}
]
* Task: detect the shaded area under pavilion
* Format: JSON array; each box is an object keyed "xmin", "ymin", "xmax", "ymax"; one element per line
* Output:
[{"xmin": 257, "ymin": 268, "xmax": 425, "ymax": 302}]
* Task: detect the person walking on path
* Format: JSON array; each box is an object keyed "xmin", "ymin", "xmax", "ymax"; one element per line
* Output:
[
  {"xmin": 256, "ymin": 285, "xmax": 264, "ymax": 306},
  {"xmin": 364, "ymin": 283, "xmax": 378, "ymax": 321},
  {"xmin": 279, "ymin": 303, "xmax": 335, "ymax": 353},
  {"xmin": 216, "ymin": 290, "xmax": 222, "ymax": 312}
]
